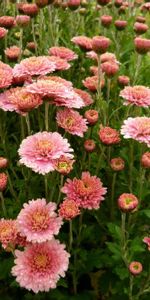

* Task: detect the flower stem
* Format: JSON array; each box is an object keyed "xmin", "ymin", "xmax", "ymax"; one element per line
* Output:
[
  {"xmin": 45, "ymin": 102, "xmax": 49, "ymax": 131},
  {"xmin": 57, "ymin": 174, "xmax": 64, "ymax": 204},
  {"xmin": 0, "ymin": 192, "xmax": 7, "ymax": 218},
  {"xmin": 110, "ymin": 172, "xmax": 117, "ymax": 220},
  {"xmin": 129, "ymin": 275, "xmax": 134, "ymax": 300},
  {"xmin": 25, "ymin": 114, "xmax": 31, "ymax": 136},
  {"xmin": 69, "ymin": 220, "xmax": 73, "ymax": 251},
  {"xmin": 129, "ymin": 141, "xmax": 134, "ymax": 193}
]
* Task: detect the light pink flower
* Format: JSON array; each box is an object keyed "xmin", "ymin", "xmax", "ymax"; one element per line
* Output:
[
  {"xmin": 0, "ymin": 61, "xmax": 13, "ymax": 89},
  {"xmin": 86, "ymin": 51, "xmax": 98, "ymax": 61},
  {"xmin": 73, "ymin": 88, "xmax": 93, "ymax": 106},
  {"xmin": 0, "ymin": 87, "xmax": 42, "ymax": 115},
  {"xmin": 61, "ymin": 171, "xmax": 107, "ymax": 210},
  {"xmin": 18, "ymin": 131, "xmax": 74, "ymax": 174},
  {"xmin": 39, "ymin": 75, "xmax": 73, "ymax": 88},
  {"xmin": 56, "ymin": 108, "xmax": 88, "ymax": 137},
  {"xmin": 17, "ymin": 199, "xmax": 62, "ymax": 243},
  {"xmin": 0, "ymin": 219, "xmax": 18, "ymax": 249},
  {"xmin": 71, "ymin": 36, "xmax": 92, "ymax": 51},
  {"xmin": 12, "ymin": 240, "xmax": 70, "ymax": 293},
  {"xmin": 121, "ymin": 117, "xmax": 150, "ymax": 147},
  {"xmin": 49, "ymin": 46, "xmax": 78, "ymax": 61},
  {"xmin": 26, "ymin": 79, "xmax": 84, "ymax": 108},
  {"xmin": 48, "ymin": 56, "xmax": 70, "ymax": 71},
  {"xmin": 120, "ymin": 86, "xmax": 150, "ymax": 107},
  {"xmin": 13, "ymin": 56, "xmax": 56, "ymax": 78}
]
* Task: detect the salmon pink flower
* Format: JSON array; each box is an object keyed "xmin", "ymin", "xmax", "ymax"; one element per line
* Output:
[
  {"xmin": 5, "ymin": 46, "xmax": 21, "ymax": 62},
  {"xmin": 143, "ymin": 237, "xmax": 150, "ymax": 250},
  {"xmin": 0, "ymin": 61, "xmax": 13, "ymax": 89},
  {"xmin": 141, "ymin": 152, "xmax": 150, "ymax": 168},
  {"xmin": 56, "ymin": 108, "xmax": 88, "ymax": 137},
  {"xmin": 71, "ymin": 36, "xmax": 92, "ymax": 51},
  {"xmin": 73, "ymin": 88, "xmax": 93, "ymax": 106},
  {"xmin": 59, "ymin": 199, "xmax": 80, "ymax": 220},
  {"xmin": 121, "ymin": 117, "xmax": 150, "ymax": 147},
  {"xmin": 49, "ymin": 46, "xmax": 78, "ymax": 61},
  {"xmin": 129, "ymin": 262, "xmax": 143, "ymax": 275},
  {"xmin": 110, "ymin": 158, "xmax": 125, "ymax": 171},
  {"xmin": 120, "ymin": 86, "xmax": 150, "ymax": 107},
  {"xmin": 0, "ymin": 173, "xmax": 8, "ymax": 192},
  {"xmin": 12, "ymin": 240, "xmax": 70, "ymax": 293},
  {"xmin": 48, "ymin": 56, "xmax": 70, "ymax": 71},
  {"xmin": 54, "ymin": 156, "xmax": 75, "ymax": 175},
  {"xmin": 0, "ymin": 157, "xmax": 8, "ymax": 169},
  {"xmin": 83, "ymin": 75, "xmax": 105, "ymax": 92},
  {"xmin": 99, "ymin": 126, "xmax": 121, "ymax": 145},
  {"xmin": 118, "ymin": 193, "xmax": 138, "ymax": 212},
  {"xmin": 0, "ymin": 219, "xmax": 18, "ymax": 249},
  {"xmin": 17, "ymin": 199, "xmax": 62, "ymax": 243},
  {"xmin": 18, "ymin": 131, "xmax": 74, "ymax": 174},
  {"xmin": 61, "ymin": 171, "xmax": 107, "ymax": 210},
  {"xmin": 0, "ymin": 16, "xmax": 15, "ymax": 28},
  {"xmin": 0, "ymin": 27, "xmax": 8, "ymax": 39}
]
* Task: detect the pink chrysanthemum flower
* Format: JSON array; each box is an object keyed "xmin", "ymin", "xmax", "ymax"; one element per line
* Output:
[
  {"xmin": 18, "ymin": 131, "xmax": 74, "ymax": 174},
  {"xmin": 118, "ymin": 193, "xmax": 138, "ymax": 212},
  {"xmin": 121, "ymin": 117, "xmax": 150, "ymax": 147},
  {"xmin": 56, "ymin": 108, "xmax": 88, "ymax": 137},
  {"xmin": 61, "ymin": 171, "xmax": 107, "ymax": 210},
  {"xmin": 0, "ymin": 157, "xmax": 8, "ymax": 169},
  {"xmin": 129, "ymin": 262, "xmax": 143, "ymax": 275},
  {"xmin": 0, "ymin": 87, "xmax": 42, "ymax": 115},
  {"xmin": 71, "ymin": 36, "xmax": 92, "ymax": 51},
  {"xmin": 17, "ymin": 199, "xmax": 62, "ymax": 243},
  {"xmin": 143, "ymin": 237, "xmax": 150, "ymax": 251},
  {"xmin": 0, "ymin": 27, "xmax": 8, "ymax": 39},
  {"xmin": 0, "ymin": 219, "xmax": 18, "ymax": 249},
  {"xmin": 120, "ymin": 86, "xmax": 150, "ymax": 107},
  {"xmin": 48, "ymin": 56, "xmax": 70, "ymax": 71},
  {"xmin": 59, "ymin": 199, "xmax": 80, "ymax": 220},
  {"xmin": 141, "ymin": 152, "xmax": 150, "ymax": 168},
  {"xmin": 0, "ymin": 16, "xmax": 15, "ymax": 29},
  {"xmin": 73, "ymin": 88, "xmax": 93, "ymax": 106},
  {"xmin": 86, "ymin": 51, "xmax": 98, "ymax": 61},
  {"xmin": 83, "ymin": 75, "xmax": 105, "ymax": 92},
  {"xmin": 49, "ymin": 46, "xmax": 78, "ymax": 61},
  {"xmin": 12, "ymin": 240, "xmax": 70, "ymax": 293},
  {"xmin": 5, "ymin": 46, "xmax": 21, "ymax": 62},
  {"xmin": 99, "ymin": 126, "xmax": 121, "ymax": 145},
  {"xmin": 54, "ymin": 155, "xmax": 75, "ymax": 175},
  {"xmin": 110, "ymin": 157, "xmax": 125, "ymax": 171},
  {"xmin": 0, "ymin": 61, "xmax": 13, "ymax": 89},
  {"xmin": 26, "ymin": 79, "xmax": 84, "ymax": 108},
  {"xmin": 0, "ymin": 172, "xmax": 8, "ymax": 191},
  {"xmin": 39, "ymin": 75, "xmax": 73, "ymax": 88},
  {"xmin": 13, "ymin": 56, "xmax": 56, "ymax": 78}
]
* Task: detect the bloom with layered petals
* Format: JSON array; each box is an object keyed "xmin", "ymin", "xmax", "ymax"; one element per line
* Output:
[
  {"xmin": 13, "ymin": 56, "xmax": 56, "ymax": 77},
  {"xmin": 83, "ymin": 75, "xmax": 105, "ymax": 92},
  {"xmin": 56, "ymin": 108, "xmax": 88, "ymax": 137},
  {"xmin": 73, "ymin": 88, "xmax": 93, "ymax": 106},
  {"xmin": 54, "ymin": 155, "xmax": 75, "ymax": 175},
  {"xmin": 121, "ymin": 117, "xmax": 150, "ymax": 147},
  {"xmin": 12, "ymin": 240, "xmax": 70, "ymax": 293},
  {"xmin": 0, "ymin": 219, "xmax": 18, "ymax": 249},
  {"xmin": 129, "ymin": 262, "xmax": 143, "ymax": 275},
  {"xmin": 71, "ymin": 36, "xmax": 92, "ymax": 51},
  {"xmin": 99, "ymin": 126, "xmax": 121, "ymax": 145},
  {"xmin": 5, "ymin": 46, "xmax": 21, "ymax": 62},
  {"xmin": 141, "ymin": 152, "xmax": 150, "ymax": 168},
  {"xmin": 0, "ymin": 61, "xmax": 13, "ymax": 89},
  {"xmin": 0, "ymin": 27, "xmax": 8, "ymax": 39},
  {"xmin": 18, "ymin": 131, "xmax": 74, "ymax": 174},
  {"xmin": 118, "ymin": 193, "xmax": 138, "ymax": 212},
  {"xmin": 48, "ymin": 56, "xmax": 70, "ymax": 71},
  {"xmin": 59, "ymin": 199, "xmax": 80, "ymax": 220},
  {"xmin": 61, "ymin": 172, "xmax": 107, "ymax": 209},
  {"xmin": 49, "ymin": 46, "xmax": 78, "ymax": 61},
  {"xmin": 120, "ymin": 86, "xmax": 150, "ymax": 107},
  {"xmin": 17, "ymin": 199, "xmax": 62, "ymax": 243},
  {"xmin": 0, "ymin": 87, "xmax": 42, "ymax": 115},
  {"xmin": 26, "ymin": 79, "xmax": 84, "ymax": 108}
]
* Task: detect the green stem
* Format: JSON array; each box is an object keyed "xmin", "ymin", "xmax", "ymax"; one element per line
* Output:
[
  {"xmin": 97, "ymin": 54, "xmax": 102, "ymax": 109},
  {"xmin": 6, "ymin": 171, "xmax": 18, "ymax": 202},
  {"xmin": 31, "ymin": 18, "xmax": 38, "ymax": 56},
  {"xmin": 45, "ymin": 102, "xmax": 49, "ymax": 131},
  {"xmin": 44, "ymin": 175, "xmax": 48, "ymax": 199},
  {"xmin": 25, "ymin": 114, "xmax": 31, "ymax": 136},
  {"xmin": 57, "ymin": 174, "xmax": 64, "ymax": 204},
  {"xmin": 20, "ymin": 115, "xmax": 25, "ymax": 140},
  {"xmin": 133, "ymin": 54, "xmax": 142, "ymax": 85},
  {"xmin": 129, "ymin": 142, "xmax": 134, "ymax": 193},
  {"xmin": 129, "ymin": 275, "xmax": 134, "ymax": 300},
  {"xmin": 69, "ymin": 220, "xmax": 73, "ymax": 251},
  {"xmin": 110, "ymin": 173, "xmax": 117, "ymax": 220},
  {"xmin": 121, "ymin": 212, "xmax": 128, "ymax": 267},
  {"xmin": 19, "ymin": 28, "xmax": 23, "ymax": 62},
  {"xmin": 0, "ymin": 192, "xmax": 7, "ymax": 218}
]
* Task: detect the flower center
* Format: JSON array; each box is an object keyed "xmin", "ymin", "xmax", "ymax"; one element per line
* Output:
[
  {"xmin": 65, "ymin": 117, "xmax": 75, "ymax": 127},
  {"xmin": 125, "ymin": 198, "xmax": 132, "ymax": 205},
  {"xmin": 31, "ymin": 211, "xmax": 49, "ymax": 231},
  {"xmin": 36, "ymin": 139, "xmax": 53, "ymax": 156},
  {"xmin": 34, "ymin": 253, "xmax": 48, "ymax": 269}
]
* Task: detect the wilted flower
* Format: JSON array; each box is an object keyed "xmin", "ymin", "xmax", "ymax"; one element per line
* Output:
[
  {"xmin": 129, "ymin": 262, "xmax": 143, "ymax": 275},
  {"xmin": 59, "ymin": 199, "xmax": 80, "ymax": 220},
  {"xmin": 118, "ymin": 193, "xmax": 138, "ymax": 212},
  {"xmin": 17, "ymin": 199, "xmax": 62, "ymax": 243},
  {"xmin": 120, "ymin": 86, "xmax": 150, "ymax": 107},
  {"xmin": 99, "ymin": 126, "xmax": 121, "ymax": 145},
  {"xmin": 18, "ymin": 131, "xmax": 74, "ymax": 174},
  {"xmin": 61, "ymin": 171, "xmax": 107, "ymax": 210},
  {"xmin": 121, "ymin": 117, "xmax": 150, "ymax": 147},
  {"xmin": 56, "ymin": 108, "xmax": 88, "ymax": 137},
  {"xmin": 12, "ymin": 240, "xmax": 70, "ymax": 293},
  {"xmin": 49, "ymin": 46, "xmax": 78, "ymax": 61}
]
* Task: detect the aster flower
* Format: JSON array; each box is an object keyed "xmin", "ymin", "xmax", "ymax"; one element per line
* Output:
[
  {"xmin": 99, "ymin": 126, "xmax": 121, "ymax": 145},
  {"xmin": 4, "ymin": 46, "xmax": 21, "ymax": 62},
  {"xmin": 26, "ymin": 79, "xmax": 84, "ymax": 108},
  {"xmin": 0, "ymin": 219, "xmax": 18, "ymax": 249},
  {"xmin": 61, "ymin": 171, "xmax": 107, "ymax": 210},
  {"xmin": 12, "ymin": 240, "xmax": 70, "ymax": 293},
  {"xmin": 118, "ymin": 193, "xmax": 138, "ymax": 212},
  {"xmin": 83, "ymin": 75, "xmax": 105, "ymax": 92},
  {"xmin": 0, "ymin": 87, "xmax": 43, "ymax": 115},
  {"xmin": 13, "ymin": 56, "xmax": 56, "ymax": 78},
  {"xmin": 71, "ymin": 36, "xmax": 92, "ymax": 51},
  {"xmin": 59, "ymin": 199, "xmax": 80, "ymax": 220},
  {"xmin": 48, "ymin": 56, "xmax": 70, "ymax": 71},
  {"xmin": 54, "ymin": 155, "xmax": 75, "ymax": 175},
  {"xmin": 120, "ymin": 86, "xmax": 150, "ymax": 107},
  {"xmin": 17, "ymin": 199, "xmax": 62, "ymax": 243},
  {"xmin": 141, "ymin": 152, "xmax": 150, "ymax": 168},
  {"xmin": 0, "ymin": 61, "xmax": 13, "ymax": 89},
  {"xmin": 49, "ymin": 46, "xmax": 78, "ymax": 61},
  {"xmin": 143, "ymin": 237, "xmax": 150, "ymax": 250},
  {"xmin": 129, "ymin": 262, "xmax": 143, "ymax": 275},
  {"xmin": 73, "ymin": 88, "xmax": 93, "ymax": 106},
  {"xmin": 18, "ymin": 131, "xmax": 74, "ymax": 174},
  {"xmin": 121, "ymin": 117, "xmax": 150, "ymax": 147},
  {"xmin": 56, "ymin": 108, "xmax": 88, "ymax": 137}
]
